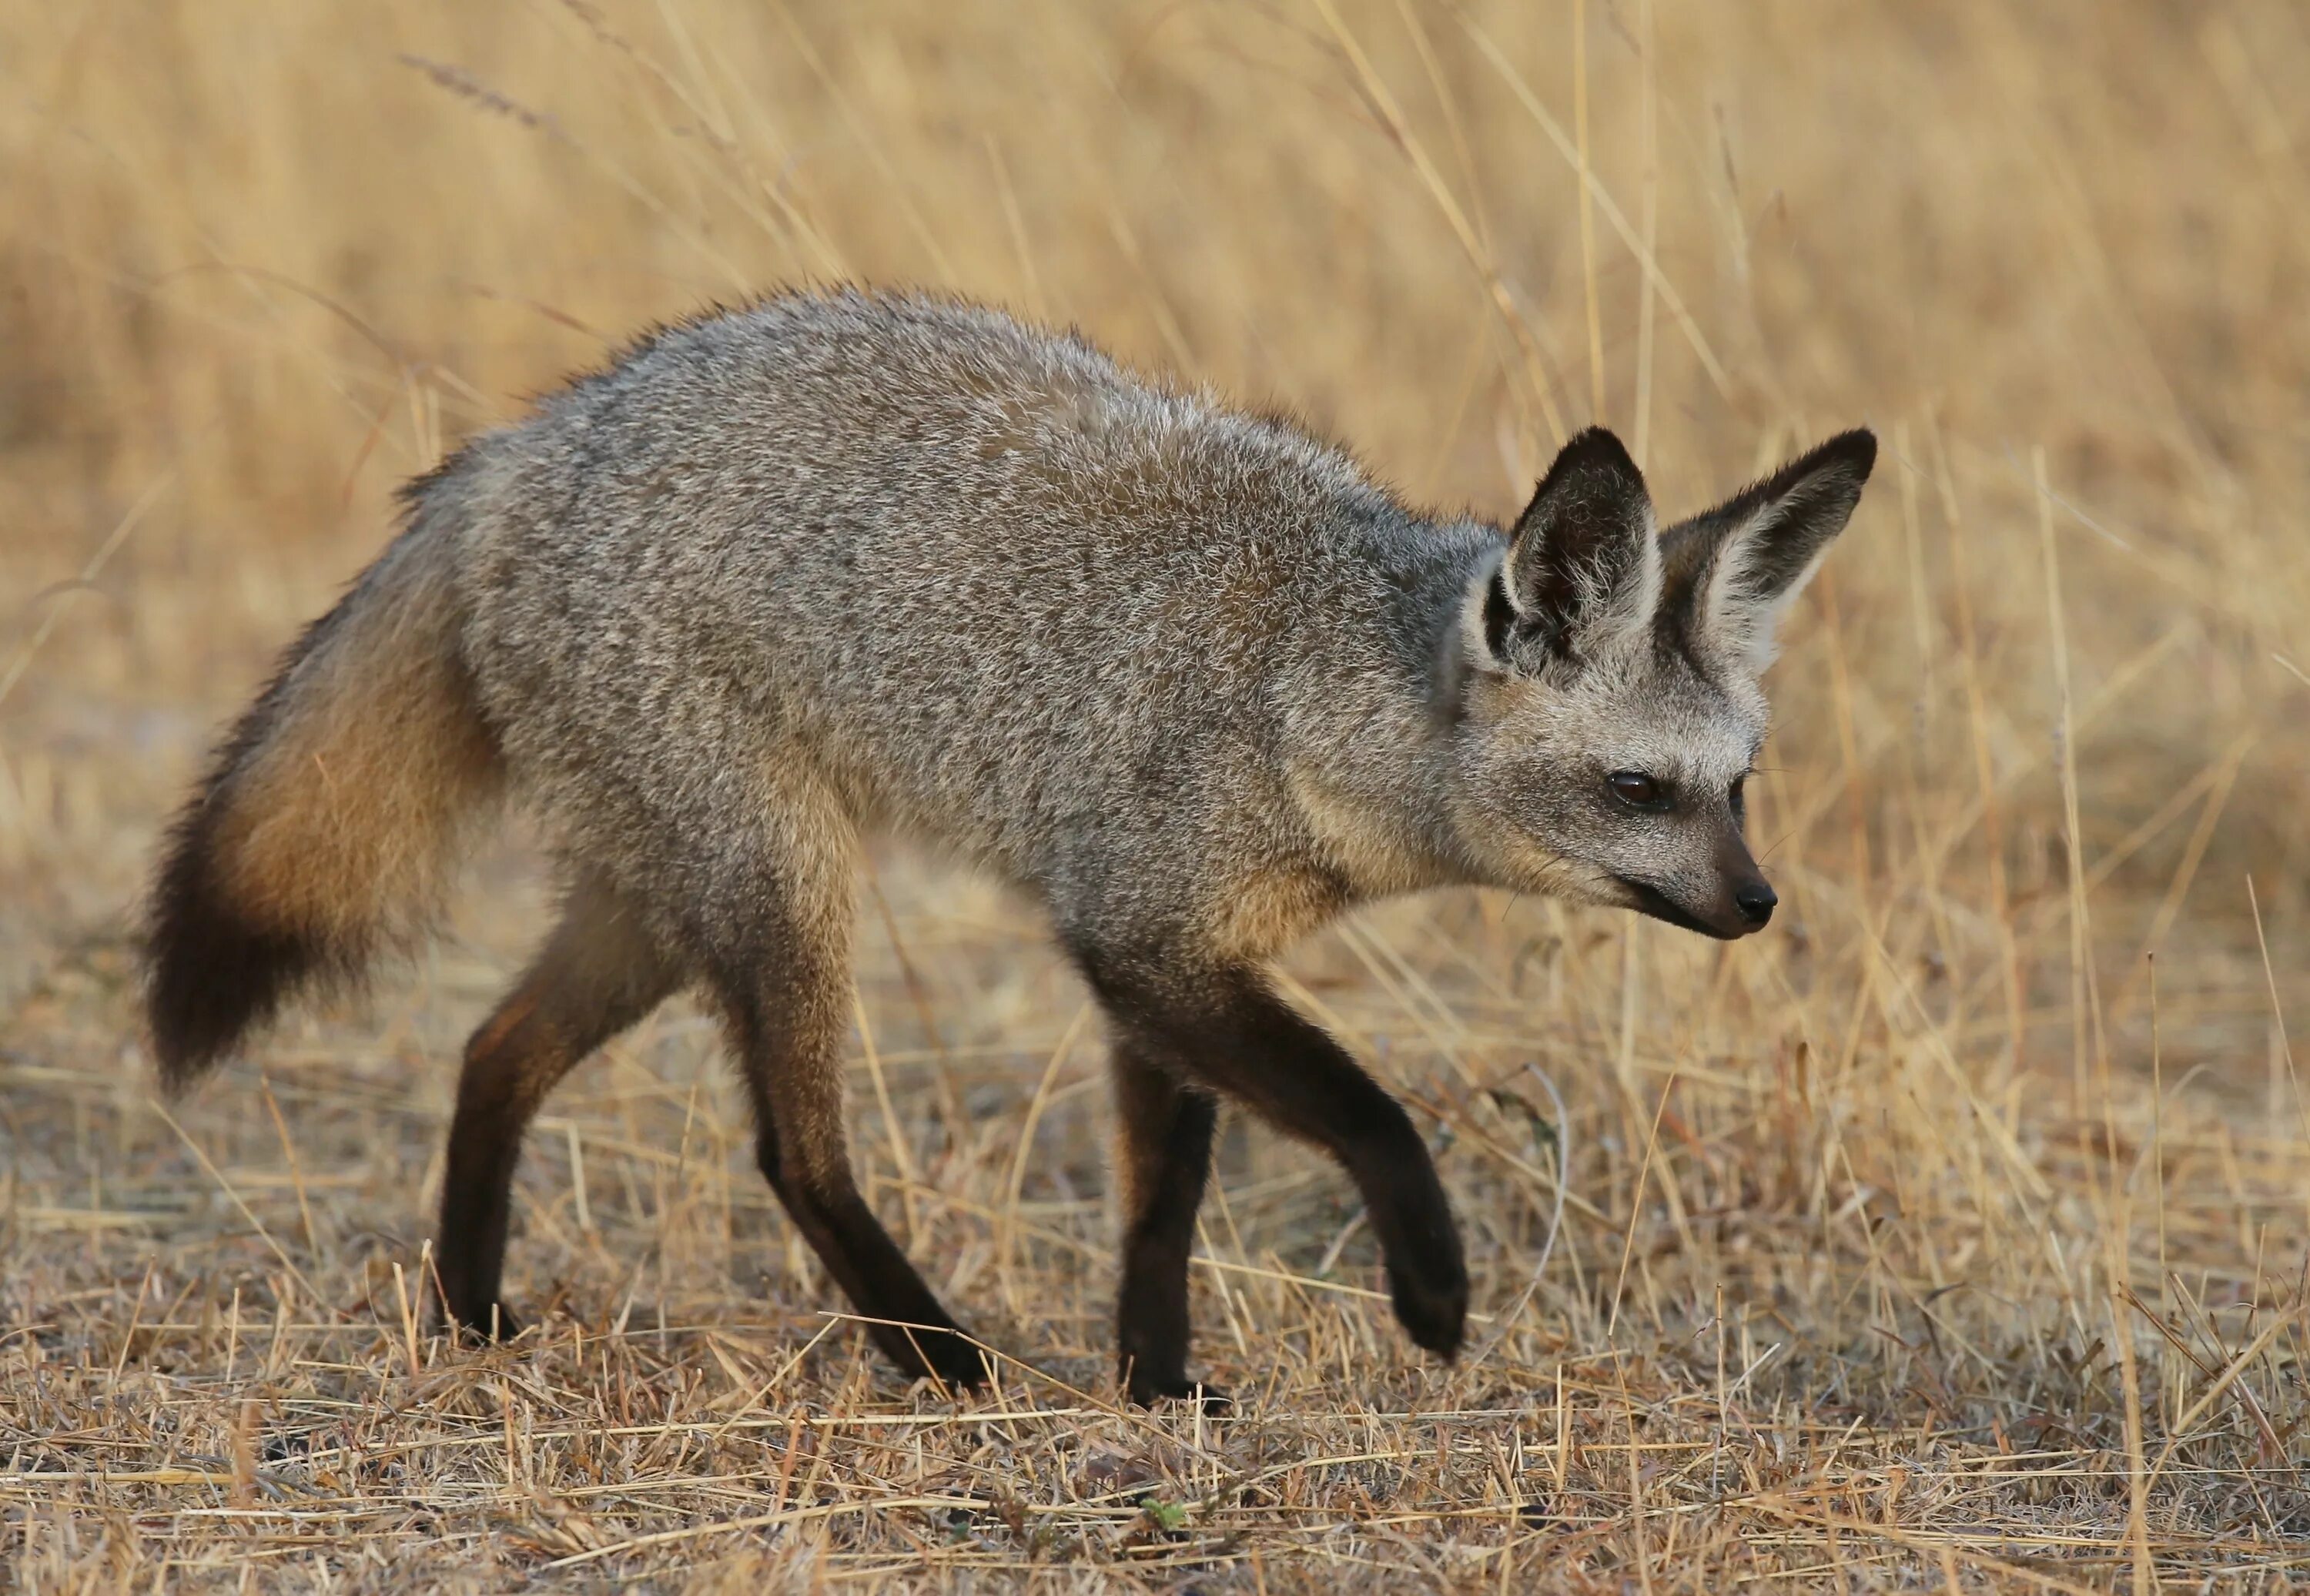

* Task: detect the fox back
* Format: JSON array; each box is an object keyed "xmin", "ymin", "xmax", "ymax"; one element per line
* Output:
[{"xmin": 445, "ymin": 291, "xmax": 1490, "ymax": 962}]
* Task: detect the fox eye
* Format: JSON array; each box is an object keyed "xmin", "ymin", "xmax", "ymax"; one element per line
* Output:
[
  {"xmin": 1608, "ymin": 771, "xmax": 1666, "ymax": 810},
  {"xmin": 1729, "ymin": 773, "xmax": 1748, "ymax": 817}
]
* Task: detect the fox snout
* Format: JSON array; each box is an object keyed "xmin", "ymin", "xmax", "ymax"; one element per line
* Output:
[
  {"xmin": 1617, "ymin": 829, "xmax": 1778, "ymax": 940},
  {"xmin": 1683, "ymin": 815, "xmax": 1779, "ymax": 938},
  {"xmin": 1686, "ymin": 830, "xmax": 1778, "ymax": 939},
  {"xmin": 1623, "ymin": 876, "xmax": 1774, "ymax": 940},
  {"xmin": 1732, "ymin": 878, "xmax": 1777, "ymax": 930}
]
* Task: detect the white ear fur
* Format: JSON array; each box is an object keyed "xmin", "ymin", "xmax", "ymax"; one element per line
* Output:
[
  {"xmin": 1495, "ymin": 427, "xmax": 1659, "ymax": 672},
  {"xmin": 1578, "ymin": 507, "xmax": 1663, "ymax": 655},
  {"xmin": 1702, "ymin": 499, "xmax": 1832, "ymax": 670},
  {"xmin": 1682, "ymin": 430, "xmax": 1876, "ymax": 671}
]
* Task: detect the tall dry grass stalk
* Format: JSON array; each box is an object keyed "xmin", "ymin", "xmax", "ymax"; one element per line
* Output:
[{"xmin": 3, "ymin": 2, "xmax": 2306, "ymax": 1588}]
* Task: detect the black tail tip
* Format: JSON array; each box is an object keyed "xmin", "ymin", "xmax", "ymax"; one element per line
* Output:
[{"xmin": 145, "ymin": 825, "xmax": 321, "ymax": 1094}]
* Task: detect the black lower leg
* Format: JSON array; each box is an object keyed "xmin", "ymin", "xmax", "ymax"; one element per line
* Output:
[
  {"xmin": 434, "ymin": 879, "xmax": 676, "ymax": 1339},
  {"xmin": 720, "ymin": 934, "xmax": 989, "ymax": 1394},
  {"xmin": 755, "ymin": 1118, "xmax": 987, "ymax": 1387},
  {"xmin": 798, "ymin": 1180, "xmax": 991, "ymax": 1389},
  {"xmin": 1110, "ymin": 1049, "xmax": 1221, "ymax": 1404},
  {"xmin": 436, "ymin": 1038, "xmax": 532, "ymax": 1339},
  {"xmin": 1078, "ymin": 947, "xmax": 1468, "ymax": 1362}
]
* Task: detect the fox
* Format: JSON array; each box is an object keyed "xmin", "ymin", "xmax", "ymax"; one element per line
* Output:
[{"xmin": 145, "ymin": 289, "xmax": 1874, "ymax": 1406}]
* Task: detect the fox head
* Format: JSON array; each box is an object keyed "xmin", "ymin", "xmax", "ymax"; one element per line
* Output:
[{"xmin": 1444, "ymin": 425, "xmax": 1876, "ymax": 938}]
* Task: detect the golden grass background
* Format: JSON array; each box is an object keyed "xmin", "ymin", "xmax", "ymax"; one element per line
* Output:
[{"xmin": 5, "ymin": 1, "xmax": 2308, "ymax": 1588}]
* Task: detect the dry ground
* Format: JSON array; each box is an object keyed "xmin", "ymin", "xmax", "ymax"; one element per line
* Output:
[{"xmin": 5, "ymin": 2, "xmax": 2309, "ymax": 1589}]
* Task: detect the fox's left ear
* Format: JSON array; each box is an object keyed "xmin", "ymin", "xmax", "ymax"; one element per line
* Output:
[{"xmin": 1661, "ymin": 429, "xmax": 1876, "ymax": 671}]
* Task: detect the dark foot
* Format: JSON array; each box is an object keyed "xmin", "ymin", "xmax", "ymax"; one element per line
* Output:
[
  {"xmin": 434, "ymin": 1298, "xmax": 524, "ymax": 1347},
  {"xmin": 1127, "ymin": 1374, "xmax": 1232, "ymax": 1413},
  {"xmin": 1361, "ymin": 1147, "xmax": 1469, "ymax": 1358},
  {"xmin": 1386, "ymin": 1251, "xmax": 1468, "ymax": 1359},
  {"xmin": 888, "ymin": 1325, "xmax": 997, "ymax": 1394}
]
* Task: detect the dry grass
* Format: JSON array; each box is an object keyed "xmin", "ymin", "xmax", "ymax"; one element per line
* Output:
[{"xmin": 5, "ymin": 1, "xmax": 2309, "ymax": 1589}]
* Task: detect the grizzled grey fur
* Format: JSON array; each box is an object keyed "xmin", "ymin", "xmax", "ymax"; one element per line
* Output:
[{"xmin": 146, "ymin": 288, "xmax": 1876, "ymax": 1401}]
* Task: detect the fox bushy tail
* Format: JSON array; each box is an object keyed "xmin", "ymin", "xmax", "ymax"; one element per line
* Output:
[{"xmin": 146, "ymin": 504, "xmax": 503, "ymax": 1091}]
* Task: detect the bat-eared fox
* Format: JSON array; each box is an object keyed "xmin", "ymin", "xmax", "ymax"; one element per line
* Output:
[{"xmin": 147, "ymin": 289, "xmax": 1874, "ymax": 1405}]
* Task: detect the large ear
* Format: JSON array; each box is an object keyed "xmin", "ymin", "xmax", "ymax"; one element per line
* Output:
[
  {"xmin": 1660, "ymin": 429, "xmax": 1876, "ymax": 671},
  {"xmin": 1485, "ymin": 427, "xmax": 1659, "ymax": 671}
]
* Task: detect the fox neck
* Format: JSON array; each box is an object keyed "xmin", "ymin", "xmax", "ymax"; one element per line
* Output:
[{"xmin": 1279, "ymin": 524, "xmax": 1498, "ymax": 904}]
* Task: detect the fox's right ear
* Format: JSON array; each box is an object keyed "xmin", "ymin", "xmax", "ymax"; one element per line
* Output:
[
  {"xmin": 1476, "ymin": 427, "xmax": 1659, "ymax": 675},
  {"xmin": 1659, "ymin": 429, "xmax": 1876, "ymax": 672}
]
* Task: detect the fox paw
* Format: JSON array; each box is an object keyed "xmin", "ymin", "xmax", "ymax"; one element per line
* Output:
[
  {"xmin": 1387, "ymin": 1256, "xmax": 1468, "ymax": 1359},
  {"xmin": 901, "ymin": 1328, "xmax": 998, "ymax": 1394},
  {"xmin": 438, "ymin": 1300, "xmax": 524, "ymax": 1347},
  {"xmin": 1127, "ymin": 1375, "xmax": 1232, "ymax": 1414}
]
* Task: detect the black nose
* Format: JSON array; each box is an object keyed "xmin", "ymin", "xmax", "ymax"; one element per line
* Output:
[{"xmin": 1734, "ymin": 882, "xmax": 1777, "ymax": 928}]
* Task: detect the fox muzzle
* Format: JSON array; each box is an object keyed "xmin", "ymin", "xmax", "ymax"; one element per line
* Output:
[{"xmin": 1615, "ymin": 828, "xmax": 1776, "ymax": 941}]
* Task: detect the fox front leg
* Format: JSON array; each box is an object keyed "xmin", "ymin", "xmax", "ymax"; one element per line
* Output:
[
  {"xmin": 1076, "ymin": 947, "xmax": 1469, "ymax": 1370},
  {"xmin": 1107, "ymin": 1046, "xmax": 1227, "ymax": 1407}
]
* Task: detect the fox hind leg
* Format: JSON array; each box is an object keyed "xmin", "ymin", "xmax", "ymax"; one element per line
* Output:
[
  {"xmin": 435, "ymin": 869, "xmax": 681, "ymax": 1340},
  {"xmin": 1108, "ymin": 1047, "xmax": 1227, "ymax": 1407},
  {"xmin": 700, "ymin": 811, "xmax": 991, "ymax": 1393}
]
